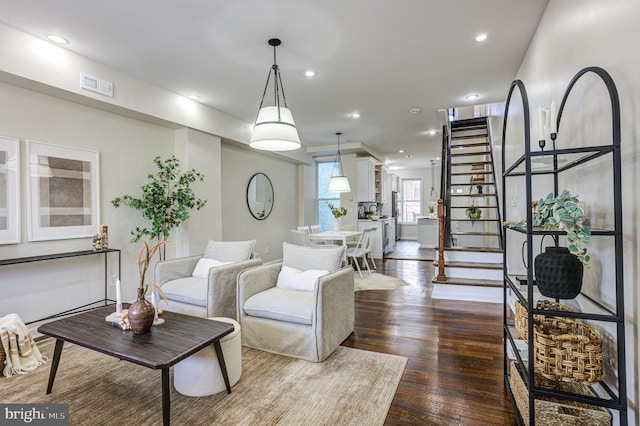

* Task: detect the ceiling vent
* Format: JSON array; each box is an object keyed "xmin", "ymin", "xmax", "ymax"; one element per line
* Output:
[{"xmin": 80, "ymin": 72, "xmax": 113, "ymax": 97}]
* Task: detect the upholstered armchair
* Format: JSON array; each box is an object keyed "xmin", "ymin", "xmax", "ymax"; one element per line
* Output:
[
  {"xmin": 237, "ymin": 242, "xmax": 354, "ymax": 362},
  {"xmin": 154, "ymin": 240, "xmax": 262, "ymax": 320}
]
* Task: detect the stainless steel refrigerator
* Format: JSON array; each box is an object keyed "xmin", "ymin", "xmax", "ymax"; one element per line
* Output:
[{"xmin": 391, "ymin": 191, "xmax": 399, "ymax": 240}]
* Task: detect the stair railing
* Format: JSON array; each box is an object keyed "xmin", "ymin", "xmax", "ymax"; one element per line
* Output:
[
  {"xmin": 485, "ymin": 117, "xmax": 504, "ymax": 248},
  {"xmin": 440, "ymin": 123, "xmax": 453, "ymax": 248}
]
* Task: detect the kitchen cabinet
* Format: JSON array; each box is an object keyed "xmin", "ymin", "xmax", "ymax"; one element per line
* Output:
[
  {"xmin": 376, "ymin": 165, "xmax": 387, "ymax": 203},
  {"xmin": 357, "ymin": 218, "xmax": 392, "ymax": 259},
  {"xmin": 355, "ymin": 157, "xmax": 376, "ymax": 202}
]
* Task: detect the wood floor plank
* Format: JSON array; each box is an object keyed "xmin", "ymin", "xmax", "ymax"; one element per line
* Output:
[{"xmin": 343, "ymin": 241, "xmax": 515, "ymax": 425}]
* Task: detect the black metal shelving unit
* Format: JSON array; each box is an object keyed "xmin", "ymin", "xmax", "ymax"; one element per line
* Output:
[
  {"xmin": 0, "ymin": 249, "xmax": 121, "ymax": 325},
  {"xmin": 501, "ymin": 67, "xmax": 627, "ymax": 425}
]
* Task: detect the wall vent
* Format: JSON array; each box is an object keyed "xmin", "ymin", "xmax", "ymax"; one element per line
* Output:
[{"xmin": 80, "ymin": 72, "xmax": 113, "ymax": 97}]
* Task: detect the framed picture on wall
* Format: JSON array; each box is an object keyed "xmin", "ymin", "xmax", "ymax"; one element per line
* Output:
[
  {"xmin": 0, "ymin": 136, "xmax": 20, "ymax": 244},
  {"xmin": 26, "ymin": 140, "xmax": 100, "ymax": 241}
]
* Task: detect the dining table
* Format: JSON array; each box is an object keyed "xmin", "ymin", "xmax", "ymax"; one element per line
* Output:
[{"xmin": 308, "ymin": 230, "xmax": 361, "ymax": 247}]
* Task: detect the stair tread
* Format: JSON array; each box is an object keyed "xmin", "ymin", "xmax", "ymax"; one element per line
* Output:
[
  {"xmin": 451, "ymin": 152, "xmax": 490, "ymax": 157},
  {"xmin": 450, "ymin": 193, "xmax": 497, "ymax": 197},
  {"xmin": 451, "ymin": 134, "xmax": 488, "ymax": 140},
  {"xmin": 431, "ymin": 277, "xmax": 503, "ymax": 287},
  {"xmin": 451, "ymin": 142, "xmax": 489, "ymax": 148},
  {"xmin": 444, "ymin": 247, "xmax": 503, "ymax": 253},
  {"xmin": 452, "ymin": 218, "xmax": 500, "ymax": 222},
  {"xmin": 451, "ymin": 171, "xmax": 493, "ymax": 176},
  {"xmin": 452, "ymin": 182, "xmax": 494, "ymax": 186},
  {"xmin": 450, "ymin": 117, "xmax": 488, "ymax": 128},
  {"xmin": 450, "ymin": 205, "xmax": 497, "ymax": 208},
  {"xmin": 451, "ymin": 231, "xmax": 501, "ymax": 236},
  {"xmin": 451, "ymin": 161, "xmax": 492, "ymax": 166},
  {"xmin": 434, "ymin": 260, "xmax": 503, "ymax": 269}
]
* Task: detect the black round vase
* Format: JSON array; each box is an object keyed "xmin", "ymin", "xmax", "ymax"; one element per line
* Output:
[{"xmin": 534, "ymin": 246, "xmax": 583, "ymax": 299}]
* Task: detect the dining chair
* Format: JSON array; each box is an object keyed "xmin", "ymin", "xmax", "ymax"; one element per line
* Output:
[
  {"xmin": 297, "ymin": 226, "xmax": 311, "ymax": 234},
  {"xmin": 309, "ymin": 224, "xmax": 322, "ymax": 234},
  {"xmin": 346, "ymin": 227, "xmax": 376, "ymax": 278},
  {"xmin": 289, "ymin": 229, "xmax": 330, "ymax": 247}
]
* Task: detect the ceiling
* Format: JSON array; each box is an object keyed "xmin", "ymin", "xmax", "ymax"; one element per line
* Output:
[{"xmin": 0, "ymin": 0, "xmax": 548, "ymax": 169}]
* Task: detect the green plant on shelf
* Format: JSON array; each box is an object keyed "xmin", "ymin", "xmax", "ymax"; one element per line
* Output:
[{"xmin": 506, "ymin": 190, "xmax": 591, "ymax": 264}]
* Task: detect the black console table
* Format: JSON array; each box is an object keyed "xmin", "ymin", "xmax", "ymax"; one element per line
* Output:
[{"xmin": 0, "ymin": 249, "xmax": 121, "ymax": 324}]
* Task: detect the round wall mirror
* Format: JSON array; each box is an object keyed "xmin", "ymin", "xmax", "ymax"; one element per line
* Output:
[{"xmin": 246, "ymin": 173, "xmax": 274, "ymax": 220}]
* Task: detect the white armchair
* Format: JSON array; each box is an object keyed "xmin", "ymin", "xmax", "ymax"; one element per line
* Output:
[
  {"xmin": 154, "ymin": 240, "xmax": 262, "ymax": 320},
  {"xmin": 237, "ymin": 242, "xmax": 354, "ymax": 362}
]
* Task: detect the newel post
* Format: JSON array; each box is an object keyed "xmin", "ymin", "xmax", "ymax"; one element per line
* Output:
[{"xmin": 437, "ymin": 199, "xmax": 447, "ymax": 281}]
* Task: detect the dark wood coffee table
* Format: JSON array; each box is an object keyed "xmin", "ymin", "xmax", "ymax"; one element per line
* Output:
[{"xmin": 38, "ymin": 304, "xmax": 234, "ymax": 426}]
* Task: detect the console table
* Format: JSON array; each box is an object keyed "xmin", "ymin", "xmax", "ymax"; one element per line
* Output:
[{"xmin": 0, "ymin": 249, "xmax": 121, "ymax": 324}]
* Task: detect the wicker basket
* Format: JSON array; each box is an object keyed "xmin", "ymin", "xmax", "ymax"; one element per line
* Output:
[
  {"xmin": 514, "ymin": 299, "xmax": 573, "ymax": 340},
  {"xmin": 510, "ymin": 361, "xmax": 611, "ymax": 425},
  {"xmin": 533, "ymin": 316, "xmax": 603, "ymax": 384}
]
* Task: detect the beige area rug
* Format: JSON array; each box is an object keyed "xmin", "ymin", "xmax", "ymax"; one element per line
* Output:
[
  {"xmin": 354, "ymin": 272, "xmax": 410, "ymax": 291},
  {"xmin": 0, "ymin": 338, "xmax": 407, "ymax": 426}
]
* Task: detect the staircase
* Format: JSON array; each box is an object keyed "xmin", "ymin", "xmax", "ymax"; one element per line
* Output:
[{"xmin": 434, "ymin": 116, "xmax": 503, "ymax": 287}]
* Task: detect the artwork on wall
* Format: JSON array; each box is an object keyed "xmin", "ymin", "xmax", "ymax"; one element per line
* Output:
[
  {"xmin": 26, "ymin": 140, "xmax": 100, "ymax": 241},
  {"xmin": 0, "ymin": 136, "xmax": 20, "ymax": 244}
]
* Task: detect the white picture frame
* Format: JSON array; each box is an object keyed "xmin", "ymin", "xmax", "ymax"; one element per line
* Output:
[
  {"xmin": 0, "ymin": 136, "xmax": 20, "ymax": 244},
  {"xmin": 26, "ymin": 140, "xmax": 100, "ymax": 241}
]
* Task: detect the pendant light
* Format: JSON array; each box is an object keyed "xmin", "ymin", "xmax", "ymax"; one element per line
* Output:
[
  {"xmin": 249, "ymin": 38, "xmax": 301, "ymax": 151},
  {"xmin": 328, "ymin": 132, "xmax": 351, "ymax": 192}
]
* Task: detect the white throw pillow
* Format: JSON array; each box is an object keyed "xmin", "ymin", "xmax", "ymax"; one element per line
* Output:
[
  {"xmin": 276, "ymin": 265, "xmax": 329, "ymax": 292},
  {"xmin": 192, "ymin": 258, "xmax": 233, "ymax": 278}
]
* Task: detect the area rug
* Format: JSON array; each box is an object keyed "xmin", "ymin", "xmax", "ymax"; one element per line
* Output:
[
  {"xmin": 431, "ymin": 283, "xmax": 503, "ymax": 304},
  {"xmin": 354, "ymin": 272, "xmax": 410, "ymax": 291},
  {"xmin": 0, "ymin": 338, "xmax": 407, "ymax": 426}
]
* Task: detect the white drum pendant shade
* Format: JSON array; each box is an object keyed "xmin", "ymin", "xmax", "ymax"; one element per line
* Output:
[
  {"xmin": 249, "ymin": 107, "xmax": 301, "ymax": 151},
  {"xmin": 328, "ymin": 175, "xmax": 351, "ymax": 192}
]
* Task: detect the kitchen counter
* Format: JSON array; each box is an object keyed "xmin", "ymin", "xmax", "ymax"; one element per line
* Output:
[{"xmin": 417, "ymin": 217, "xmax": 438, "ymax": 248}]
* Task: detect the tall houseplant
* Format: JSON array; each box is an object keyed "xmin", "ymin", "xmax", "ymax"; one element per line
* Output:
[{"xmin": 112, "ymin": 156, "xmax": 206, "ymax": 260}]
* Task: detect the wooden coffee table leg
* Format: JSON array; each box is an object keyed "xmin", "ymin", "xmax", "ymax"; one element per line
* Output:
[
  {"xmin": 162, "ymin": 367, "xmax": 170, "ymax": 426},
  {"xmin": 46, "ymin": 339, "xmax": 65, "ymax": 394},
  {"xmin": 213, "ymin": 340, "xmax": 231, "ymax": 394}
]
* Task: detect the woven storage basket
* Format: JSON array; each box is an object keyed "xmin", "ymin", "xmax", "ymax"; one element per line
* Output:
[
  {"xmin": 510, "ymin": 361, "xmax": 611, "ymax": 425},
  {"xmin": 532, "ymin": 316, "xmax": 603, "ymax": 384},
  {"xmin": 514, "ymin": 300, "xmax": 572, "ymax": 340}
]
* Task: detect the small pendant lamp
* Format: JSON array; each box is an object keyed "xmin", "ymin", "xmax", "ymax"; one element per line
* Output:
[
  {"xmin": 249, "ymin": 38, "xmax": 301, "ymax": 151},
  {"xmin": 328, "ymin": 132, "xmax": 351, "ymax": 192}
]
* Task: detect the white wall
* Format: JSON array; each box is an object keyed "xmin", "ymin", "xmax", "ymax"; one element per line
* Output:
[
  {"xmin": 220, "ymin": 144, "xmax": 298, "ymax": 262},
  {"xmin": 0, "ymin": 81, "xmax": 176, "ymax": 324},
  {"xmin": 506, "ymin": 1, "xmax": 640, "ymax": 423}
]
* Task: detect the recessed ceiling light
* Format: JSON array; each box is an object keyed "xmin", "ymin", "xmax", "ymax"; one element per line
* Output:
[
  {"xmin": 405, "ymin": 154, "xmax": 413, "ymax": 159},
  {"xmin": 465, "ymin": 94, "xmax": 479, "ymax": 101},
  {"xmin": 304, "ymin": 70, "xmax": 317, "ymax": 77},
  {"xmin": 350, "ymin": 112, "xmax": 361, "ymax": 119},
  {"xmin": 187, "ymin": 95, "xmax": 200, "ymax": 100},
  {"xmin": 475, "ymin": 33, "xmax": 488, "ymax": 42},
  {"xmin": 398, "ymin": 150, "xmax": 405, "ymax": 153},
  {"xmin": 47, "ymin": 34, "xmax": 68, "ymax": 44},
  {"xmin": 426, "ymin": 129, "xmax": 437, "ymax": 136},
  {"xmin": 409, "ymin": 108, "xmax": 421, "ymax": 114}
]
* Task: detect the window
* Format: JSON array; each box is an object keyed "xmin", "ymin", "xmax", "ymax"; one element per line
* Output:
[
  {"xmin": 400, "ymin": 178, "xmax": 421, "ymax": 222},
  {"xmin": 317, "ymin": 161, "xmax": 340, "ymax": 231}
]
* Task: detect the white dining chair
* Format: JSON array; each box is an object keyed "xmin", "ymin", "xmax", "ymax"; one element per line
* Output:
[
  {"xmin": 297, "ymin": 226, "xmax": 311, "ymax": 234},
  {"xmin": 346, "ymin": 227, "xmax": 376, "ymax": 278},
  {"xmin": 309, "ymin": 224, "xmax": 322, "ymax": 234}
]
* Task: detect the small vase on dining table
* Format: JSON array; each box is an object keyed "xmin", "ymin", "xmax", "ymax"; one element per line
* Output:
[{"xmin": 332, "ymin": 218, "xmax": 341, "ymax": 232}]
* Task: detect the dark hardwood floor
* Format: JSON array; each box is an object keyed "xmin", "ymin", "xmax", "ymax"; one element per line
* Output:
[{"xmin": 343, "ymin": 241, "xmax": 515, "ymax": 425}]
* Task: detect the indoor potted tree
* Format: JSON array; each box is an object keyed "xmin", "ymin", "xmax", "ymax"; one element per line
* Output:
[{"xmin": 112, "ymin": 155, "xmax": 207, "ymax": 260}]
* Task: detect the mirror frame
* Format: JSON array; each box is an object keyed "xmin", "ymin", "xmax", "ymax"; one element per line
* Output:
[{"xmin": 246, "ymin": 172, "xmax": 274, "ymax": 220}]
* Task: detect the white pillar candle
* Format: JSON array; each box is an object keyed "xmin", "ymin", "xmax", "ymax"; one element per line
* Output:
[
  {"xmin": 537, "ymin": 107, "xmax": 545, "ymax": 141},
  {"xmin": 115, "ymin": 278, "xmax": 122, "ymax": 313},
  {"xmin": 549, "ymin": 101, "xmax": 557, "ymax": 134},
  {"xmin": 150, "ymin": 290, "xmax": 156, "ymax": 308}
]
